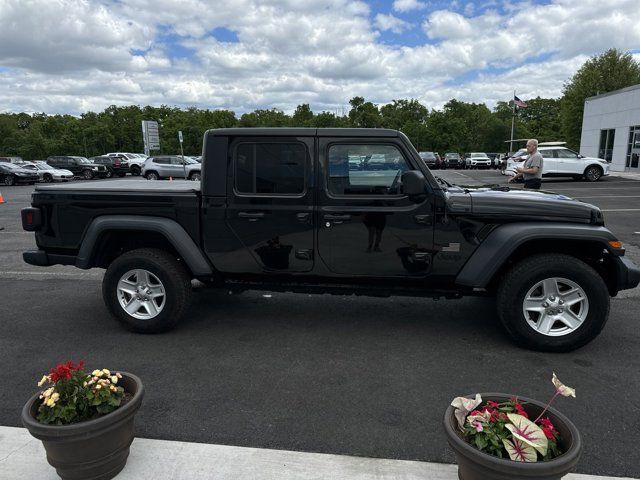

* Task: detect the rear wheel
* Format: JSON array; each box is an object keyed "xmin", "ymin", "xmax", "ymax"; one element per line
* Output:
[
  {"xmin": 146, "ymin": 171, "xmax": 159, "ymax": 180},
  {"xmin": 103, "ymin": 248, "xmax": 192, "ymax": 333},
  {"xmin": 584, "ymin": 166, "xmax": 602, "ymax": 182},
  {"xmin": 496, "ymin": 254, "xmax": 609, "ymax": 352},
  {"xmin": 131, "ymin": 166, "xmax": 141, "ymax": 176},
  {"xmin": 105, "ymin": 168, "xmax": 113, "ymax": 178}
]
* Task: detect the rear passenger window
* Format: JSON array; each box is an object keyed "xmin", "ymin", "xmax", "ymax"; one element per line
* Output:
[
  {"xmin": 235, "ymin": 143, "xmax": 306, "ymax": 195},
  {"xmin": 154, "ymin": 157, "xmax": 170, "ymax": 164}
]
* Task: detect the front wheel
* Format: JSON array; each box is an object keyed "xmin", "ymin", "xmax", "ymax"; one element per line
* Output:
[
  {"xmin": 584, "ymin": 166, "xmax": 602, "ymax": 182},
  {"xmin": 43, "ymin": 173, "xmax": 53, "ymax": 183},
  {"xmin": 103, "ymin": 248, "xmax": 192, "ymax": 333},
  {"xmin": 4, "ymin": 175, "xmax": 15, "ymax": 186},
  {"xmin": 105, "ymin": 168, "xmax": 113, "ymax": 178},
  {"xmin": 131, "ymin": 166, "xmax": 141, "ymax": 176},
  {"xmin": 189, "ymin": 172, "xmax": 201, "ymax": 181},
  {"xmin": 83, "ymin": 169, "xmax": 94, "ymax": 180},
  {"xmin": 146, "ymin": 172, "xmax": 159, "ymax": 180},
  {"xmin": 496, "ymin": 254, "xmax": 610, "ymax": 352}
]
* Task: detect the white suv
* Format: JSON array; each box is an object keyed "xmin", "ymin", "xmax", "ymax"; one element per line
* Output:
[
  {"xmin": 106, "ymin": 153, "xmax": 147, "ymax": 176},
  {"xmin": 468, "ymin": 152, "xmax": 492, "ymax": 169},
  {"xmin": 503, "ymin": 146, "xmax": 609, "ymax": 182}
]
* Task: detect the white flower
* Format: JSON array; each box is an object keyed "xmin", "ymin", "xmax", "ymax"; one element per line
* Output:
[{"xmin": 37, "ymin": 375, "xmax": 49, "ymax": 387}]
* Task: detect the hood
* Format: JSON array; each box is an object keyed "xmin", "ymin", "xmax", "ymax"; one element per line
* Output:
[{"xmin": 446, "ymin": 185, "xmax": 603, "ymax": 225}]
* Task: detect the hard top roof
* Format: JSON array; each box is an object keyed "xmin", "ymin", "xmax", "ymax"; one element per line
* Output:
[{"xmin": 205, "ymin": 127, "xmax": 400, "ymax": 138}]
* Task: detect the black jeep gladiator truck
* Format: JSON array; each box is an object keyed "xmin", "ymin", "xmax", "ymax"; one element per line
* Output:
[{"xmin": 22, "ymin": 128, "xmax": 640, "ymax": 352}]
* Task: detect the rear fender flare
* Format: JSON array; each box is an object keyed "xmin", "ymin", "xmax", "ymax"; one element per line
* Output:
[{"xmin": 76, "ymin": 215, "xmax": 213, "ymax": 276}]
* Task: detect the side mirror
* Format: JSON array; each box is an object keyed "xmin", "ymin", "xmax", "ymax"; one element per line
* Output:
[{"xmin": 401, "ymin": 170, "xmax": 426, "ymax": 196}]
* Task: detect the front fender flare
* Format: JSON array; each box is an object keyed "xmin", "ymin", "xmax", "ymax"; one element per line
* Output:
[
  {"xmin": 76, "ymin": 215, "xmax": 213, "ymax": 276},
  {"xmin": 455, "ymin": 222, "xmax": 618, "ymax": 288}
]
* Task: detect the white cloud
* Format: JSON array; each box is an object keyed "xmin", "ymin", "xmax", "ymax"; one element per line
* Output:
[
  {"xmin": 0, "ymin": 0, "xmax": 639, "ymax": 116},
  {"xmin": 375, "ymin": 14, "xmax": 411, "ymax": 34},
  {"xmin": 392, "ymin": 0, "xmax": 426, "ymax": 13}
]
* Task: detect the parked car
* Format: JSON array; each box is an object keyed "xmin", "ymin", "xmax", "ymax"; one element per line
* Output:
[
  {"xmin": 90, "ymin": 156, "xmax": 130, "ymax": 178},
  {"xmin": 0, "ymin": 162, "xmax": 39, "ymax": 185},
  {"xmin": 18, "ymin": 161, "xmax": 74, "ymax": 183},
  {"xmin": 21, "ymin": 127, "xmax": 640, "ymax": 352},
  {"xmin": 434, "ymin": 153, "xmax": 445, "ymax": 169},
  {"xmin": 106, "ymin": 153, "xmax": 146, "ymax": 176},
  {"xmin": 46, "ymin": 156, "xmax": 108, "ymax": 180},
  {"xmin": 418, "ymin": 151, "xmax": 438, "ymax": 169},
  {"xmin": 486, "ymin": 153, "xmax": 501, "ymax": 169},
  {"xmin": 468, "ymin": 152, "xmax": 492, "ymax": 169},
  {"xmin": 141, "ymin": 155, "xmax": 201, "ymax": 180},
  {"xmin": 502, "ymin": 146, "xmax": 610, "ymax": 182},
  {"xmin": 444, "ymin": 153, "xmax": 464, "ymax": 169},
  {"xmin": 0, "ymin": 156, "xmax": 24, "ymax": 164}
]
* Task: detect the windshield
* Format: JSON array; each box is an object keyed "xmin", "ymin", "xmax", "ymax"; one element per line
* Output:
[
  {"xmin": 72, "ymin": 157, "xmax": 91, "ymax": 164},
  {"xmin": 2, "ymin": 163, "xmax": 24, "ymax": 170},
  {"xmin": 183, "ymin": 157, "xmax": 197, "ymax": 164},
  {"xmin": 36, "ymin": 163, "xmax": 54, "ymax": 170},
  {"xmin": 470, "ymin": 153, "xmax": 488, "ymax": 158},
  {"xmin": 419, "ymin": 152, "xmax": 436, "ymax": 159}
]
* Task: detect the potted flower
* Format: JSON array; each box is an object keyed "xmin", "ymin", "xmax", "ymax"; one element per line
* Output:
[
  {"xmin": 21, "ymin": 361, "xmax": 144, "ymax": 480},
  {"xmin": 443, "ymin": 373, "xmax": 582, "ymax": 480}
]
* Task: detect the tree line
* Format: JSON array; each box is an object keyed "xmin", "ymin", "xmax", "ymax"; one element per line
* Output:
[{"xmin": 1, "ymin": 49, "xmax": 639, "ymax": 160}]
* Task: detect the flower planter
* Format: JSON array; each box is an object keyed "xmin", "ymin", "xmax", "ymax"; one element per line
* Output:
[
  {"xmin": 443, "ymin": 393, "xmax": 582, "ymax": 480},
  {"xmin": 22, "ymin": 372, "xmax": 144, "ymax": 480}
]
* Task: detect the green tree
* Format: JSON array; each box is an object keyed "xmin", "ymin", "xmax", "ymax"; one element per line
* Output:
[
  {"xmin": 560, "ymin": 48, "xmax": 640, "ymax": 149},
  {"xmin": 348, "ymin": 97, "xmax": 382, "ymax": 128}
]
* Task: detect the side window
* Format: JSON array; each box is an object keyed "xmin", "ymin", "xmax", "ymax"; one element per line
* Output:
[
  {"xmin": 154, "ymin": 157, "xmax": 169, "ymax": 165},
  {"xmin": 540, "ymin": 150, "xmax": 555, "ymax": 158},
  {"xmin": 556, "ymin": 149, "xmax": 578, "ymax": 159},
  {"xmin": 235, "ymin": 142, "xmax": 306, "ymax": 195},
  {"xmin": 327, "ymin": 144, "xmax": 409, "ymax": 196},
  {"xmin": 170, "ymin": 157, "xmax": 184, "ymax": 165}
]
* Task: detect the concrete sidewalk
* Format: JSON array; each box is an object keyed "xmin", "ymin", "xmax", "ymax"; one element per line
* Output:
[
  {"xmin": 609, "ymin": 170, "xmax": 640, "ymax": 180},
  {"xmin": 0, "ymin": 426, "xmax": 636, "ymax": 480}
]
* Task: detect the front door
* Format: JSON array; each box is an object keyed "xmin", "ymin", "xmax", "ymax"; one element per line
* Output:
[
  {"xmin": 555, "ymin": 148, "xmax": 582, "ymax": 174},
  {"xmin": 223, "ymin": 136, "xmax": 315, "ymax": 273},
  {"xmin": 539, "ymin": 149, "xmax": 557, "ymax": 174},
  {"xmin": 318, "ymin": 139, "xmax": 435, "ymax": 277}
]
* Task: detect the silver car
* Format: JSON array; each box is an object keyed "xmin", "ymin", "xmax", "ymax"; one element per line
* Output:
[
  {"xmin": 141, "ymin": 155, "xmax": 201, "ymax": 180},
  {"xmin": 19, "ymin": 161, "xmax": 74, "ymax": 182}
]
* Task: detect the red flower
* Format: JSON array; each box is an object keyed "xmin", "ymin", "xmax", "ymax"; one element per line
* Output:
[
  {"xmin": 539, "ymin": 417, "xmax": 556, "ymax": 439},
  {"xmin": 49, "ymin": 361, "xmax": 84, "ymax": 383},
  {"xmin": 486, "ymin": 401, "xmax": 499, "ymax": 409},
  {"xmin": 514, "ymin": 403, "xmax": 529, "ymax": 419}
]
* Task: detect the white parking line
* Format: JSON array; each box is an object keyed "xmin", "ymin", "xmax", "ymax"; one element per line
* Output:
[
  {"xmin": 574, "ymin": 195, "xmax": 640, "ymax": 199},
  {"xmin": 600, "ymin": 209, "xmax": 640, "ymax": 212}
]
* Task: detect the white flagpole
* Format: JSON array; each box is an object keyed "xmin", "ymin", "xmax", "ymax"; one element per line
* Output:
[{"xmin": 509, "ymin": 90, "xmax": 516, "ymax": 153}]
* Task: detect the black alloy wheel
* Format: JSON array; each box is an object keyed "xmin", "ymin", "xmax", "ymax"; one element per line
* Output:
[
  {"xmin": 43, "ymin": 173, "xmax": 53, "ymax": 183},
  {"xmin": 584, "ymin": 166, "xmax": 602, "ymax": 182},
  {"xmin": 4, "ymin": 175, "xmax": 15, "ymax": 186},
  {"xmin": 83, "ymin": 169, "xmax": 94, "ymax": 180}
]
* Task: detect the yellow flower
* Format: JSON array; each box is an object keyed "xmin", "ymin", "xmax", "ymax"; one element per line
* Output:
[
  {"xmin": 51, "ymin": 393, "xmax": 60, "ymax": 401},
  {"xmin": 83, "ymin": 381, "xmax": 88, "ymax": 387},
  {"xmin": 43, "ymin": 387, "xmax": 54, "ymax": 398},
  {"xmin": 116, "ymin": 373, "xmax": 122, "ymax": 379},
  {"xmin": 92, "ymin": 370, "xmax": 102, "ymax": 376},
  {"xmin": 102, "ymin": 369, "xmax": 111, "ymax": 376},
  {"xmin": 110, "ymin": 376, "xmax": 118, "ymax": 384},
  {"xmin": 45, "ymin": 398, "xmax": 55, "ymax": 407},
  {"xmin": 37, "ymin": 375, "xmax": 49, "ymax": 387},
  {"xmin": 96, "ymin": 384, "xmax": 102, "ymax": 390},
  {"xmin": 110, "ymin": 385, "xmax": 117, "ymax": 392}
]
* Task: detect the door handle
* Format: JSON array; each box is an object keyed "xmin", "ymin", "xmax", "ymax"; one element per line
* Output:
[
  {"xmin": 414, "ymin": 214, "xmax": 432, "ymax": 225},
  {"xmin": 238, "ymin": 212, "xmax": 265, "ymax": 219},
  {"xmin": 324, "ymin": 214, "xmax": 351, "ymax": 221},
  {"xmin": 296, "ymin": 212, "xmax": 310, "ymax": 222}
]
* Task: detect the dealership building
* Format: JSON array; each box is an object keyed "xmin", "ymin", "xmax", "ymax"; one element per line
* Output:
[{"xmin": 580, "ymin": 84, "xmax": 640, "ymax": 172}]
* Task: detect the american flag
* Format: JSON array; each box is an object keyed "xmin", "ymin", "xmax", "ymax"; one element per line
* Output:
[{"xmin": 514, "ymin": 95, "xmax": 528, "ymax": 108}]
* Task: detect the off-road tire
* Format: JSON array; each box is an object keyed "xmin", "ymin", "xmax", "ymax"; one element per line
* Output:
[
  {"xmin": 496, "ymin": 254, "xmax": 609, "ymax": 352},
  {"xmin": 103, "ymin": 248, "xmax": 192, "ymax": 333}
]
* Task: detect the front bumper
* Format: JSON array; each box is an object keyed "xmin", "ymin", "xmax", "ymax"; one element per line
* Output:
[{"xmin": 615, "ymin": 256, "xmax": 640, "ymax": 292}]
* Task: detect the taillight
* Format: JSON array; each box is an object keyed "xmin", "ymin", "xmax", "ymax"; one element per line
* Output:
[
  {"xmin": 114, "ymin": 162, "xmax": 121, "ymax": 166},
  {"xmin": 22, "ymin": 207, "xmax": 43, "ymax": 232}
]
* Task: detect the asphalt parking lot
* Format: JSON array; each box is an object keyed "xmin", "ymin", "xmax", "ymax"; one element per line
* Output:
[{"xmin": 1, "ymin": 173, "xmax": 639, "ymax": 478}]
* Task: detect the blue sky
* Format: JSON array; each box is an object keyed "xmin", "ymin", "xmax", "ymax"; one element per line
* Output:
[{"xmin": 0, "ymin": 0, "xmax": 638, "ymax": 115}]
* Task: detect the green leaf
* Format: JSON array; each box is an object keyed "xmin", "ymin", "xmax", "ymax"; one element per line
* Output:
[{"xmin": 505, "ymin": 414, "xmax": 548, "ymax": 456}]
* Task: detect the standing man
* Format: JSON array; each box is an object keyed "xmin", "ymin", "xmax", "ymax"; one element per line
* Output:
[{"xmin": 509, "ymin": 139, "xmax": 543, "ymax": 189}]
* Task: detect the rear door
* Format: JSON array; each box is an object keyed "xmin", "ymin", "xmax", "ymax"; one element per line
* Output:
[
  {"xmin": 318, "ymin": 138, "xmax": 435, "ymax": 277},
  {"xmin": 223, "ymin": 136, "xmax": 315, "ymax": 273}
]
